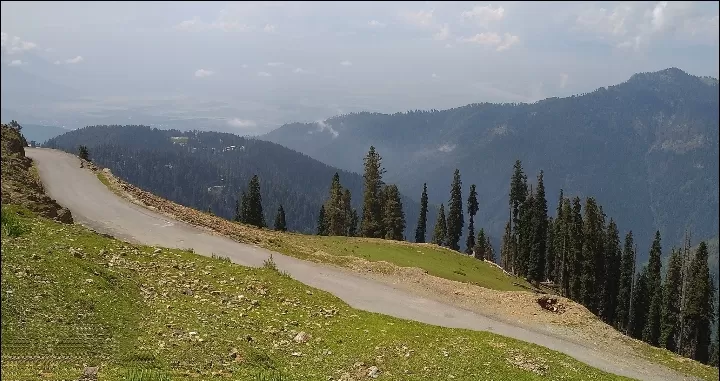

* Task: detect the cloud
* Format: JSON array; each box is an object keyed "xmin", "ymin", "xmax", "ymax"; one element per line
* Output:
[
  {"xmin": 316, "ymin": 120, "xmax": 339, "ymax": 138},
  {"xmin": 340, "ymin": 60, "xmax": 352, "ymax": 66},
  {"xmin": 1, "ymin": 33, "xmax": 37, "ymax": 54},
  {"xmin": 434, "ymin": 24, "xmax": 450, "ymax": 41},
  {"xmin": 368, "ymin": 20, "xmax": 386, "ymax": 28},
  {"xmin": 293, "ymin": 67, "xmax": 305, "ymax": 73},
  {"xmin": 53, "ymin": 60, "xmax": 61, "ymax": 65},
  {"xmin": 263, "ymin": 24, "xmax": 276, "ymax": 33},
  {"xmin": 174, "ymin": 12, "xmax": 250, "ymax": 32},
  {"xmin": 195, "ymin": 69, "xmax": 214, "ymax": 77},
  {"xmin": 175, "ymin": 18, "xmax": 201, "ymax": 31},
  {"xmin": 257, "ymin": 71, "xmax": 272, "ymax": 77},
  {"xmin": 461, "ymin": 5, "xmax": 505, "ymax": 27},
  {"xmin": 267, "ymin": 62, "xmax": 284, "ymax": 67},
  {"xmin": 8, "ymin": 59, "xmax": 23, "ymax": 66},
  {"xmin": 401, "ymin": 9, "xmax": 435, "ymax": 28},
  {"xmin": 460, "ymin": 32, "xmax": 519, "ymax": 51},
  {"xmin": 44, "ymin": 47, "xmax": 55, "ymax": 52},
  {"xmin": 559, "ymin": 73, "xmax": 569, "ymax": 88},
  {"xmin": 241, "ymin": 64, "xmax": 249, "ymax": 69},
  {"xmin": 227, "ymin": 118, "xmax": 257, "ymax": 129},
  {"xmin": 438, "ymin": 143, "xmax": 456, "ymax": 152},
  {"xmin": 65, "ymin": 56, "xmax": 84, "ymax": 64},
  {"xmin": 576, "ymin": 5, "xmax": 632, "ymax": 37},
  {"xmin": 431, "ymin": 73, "xmax": 438, "ymax": 78}
]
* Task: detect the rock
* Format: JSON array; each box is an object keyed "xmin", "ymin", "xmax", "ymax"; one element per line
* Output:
[
  {"xmin": 78, "ymin": 366, "xmax": 98, "ymax": 380},
  {"xmin": 153, "ymin": 248, "xmax": 162, "ymax": 254},
  {"xmin": 182, "ymin": 289, "xmax": 193, "ymax": 296},
  {"xmin": 367, "ymin": 366, "xmax": 380, "ymax": 378},
  {"xmin": 291, "ymin": 351, "xmax": 302, "ymax": 357},
  {"xmin": 293, "ymin": 332, "xmax": 311, "ymax": 344}
]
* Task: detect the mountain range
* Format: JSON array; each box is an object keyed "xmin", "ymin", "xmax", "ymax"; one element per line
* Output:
[{"xmin": 263, "ymin": 68, "xmax": 719, "ymax": 265}]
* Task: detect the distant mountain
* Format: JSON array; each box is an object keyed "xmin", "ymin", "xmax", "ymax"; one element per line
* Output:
[
  {"xmin": 263, "ymin": 68, "xmax": 719, "ymax": 263},
  {"xmin": 15, "ymin": 124, "xmax": 69, "ymax": 144},
  {"xmin": 45, "ymin": 125, "xmax": 432, "ymax": 236}
]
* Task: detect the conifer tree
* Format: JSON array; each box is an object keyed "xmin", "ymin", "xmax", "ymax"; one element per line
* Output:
[
  {"xmin": 557, "ymin": 197, "xmax": 572, "ymax": 297},
  {"xmin": 474, "ymin": 228, "xmax": 488, "ymax": 260},
  {"xmin": 485, "ymin": 235, "xmax": 495, "ymax": 262},
  {"xmin": 465, "ymin": 184, "xmax": 479, "ymax": 254},
  {"xmin": 382, "ymin": 184, "xmax": 405, "ymax": 241},
  {"xmin": 415, "ymin": 183, "xmax": 429, "ymax": 243},
  {"xmin": 517, "ymin": 188, "xmax": 535, "ymax": 278},
  {"xmin": 360, "ymin": 146, "xmax": 385, "ymax": 238},
  {"xmin": 446, "ymin": 169, "xmax": 464, "ymax": 251},
  {"xmin": 431, "ymin": 204, "xmax": 447, "ymax": 246},
  {"xmin": 274, "ymin": 205, "xmax": 287, "ymax": 231},
  {"xmin": 679, "ymin": 242, "xmax": 715, "ymax": 363},
  {"xmin": 342, "ymin": 188, "xmax": 353, "ymax": 236},
  {"xmin": 601, "ymin": 219, "xmax": 621, "ymax": 324},
  {"xmin": 509, "ymin": 160, "xmax": 527, "ymax": 273},
  {"xmin": 348, "ymin": 209, "xmax": 359, "ymax": 237},
  {"xmin": 643, "ymin": 231, "xmax": 663, "ymax": 346},
  {"xmin": 317, "ymin": 205, "xmax": 328, "ymax": 236},
  {"xmin": 629, "ymin": 267, "xmax": 650, "ymax": 339},
  {"xmin": 326, "ymin": 173, "xmax": 346, "ymax": 236},
  {"xmin": 569, "ymin": 197, "xmax": 584, "ymax": 301},
  {"xmin": 528, "ymin": 171, "xmax": 547, "ymax": 283},
  {"xmin": 500, "ymin": 220, "xmax": 512, "ymax": 270},
  {"xmin": 545, "ymin": 217, "xmax": 555, "ymax": 282},
  {"xmin": 660, "ymin": 248, "xmax": 683, "ymax": 352},
  {"xmin": 245, "ymin": 175, "xmax": 265, "ymax": 228},
  {"xmin": 581, "ymin": 197, "xmax": 604, "ymax": 313},
  {"xmin": 615, "ymin": 231, "xmax": 636, "ymax": 332}
]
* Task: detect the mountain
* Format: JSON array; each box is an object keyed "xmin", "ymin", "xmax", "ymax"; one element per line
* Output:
[
  {"xmin": 45, "ymin": 125, "xmax": 432, "ymax": 236},
  {"xmin": 13, "ymin": 124, "xmax": 69, "ymax": 144},
  {"xmin": 263, "ymin": 68, "xmax": 719, "ymax": 262}
]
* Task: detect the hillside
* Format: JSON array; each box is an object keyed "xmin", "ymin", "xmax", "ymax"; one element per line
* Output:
[
  {"xmin": 263, "ymin": 68, "xmax": 719, "ymax": 263},
  {"xmin": 17, "ymin": 123, "xmax": 69, "ymax": 145},
  {"xmin": 45, "ymin": 125, "xmax": 433, "ymax": 236}
]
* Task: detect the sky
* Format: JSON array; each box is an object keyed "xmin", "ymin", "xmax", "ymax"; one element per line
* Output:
[{"xmin": 1, "ymin": 1, "xmax": 719, "ymax": 134}]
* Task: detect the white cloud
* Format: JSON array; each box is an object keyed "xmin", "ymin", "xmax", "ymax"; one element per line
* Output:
[
  {"xmin": 316, "ymin": 120, "xmax": 339, "ymax": 138},
  {"xmin": 340, "ymin": 60, "xmax": 352, "ymax": 66},
  {"xmin": 1, "ymin": 33, "xmax": 37, "ymax": 55},
  {"xmin": 650, "ymin": 1, "xmax": 669, "ymax": 31},
  {"xmin": 8, "ymin": 59, "xmax": 23, "ymax": 66},
  {"xmin": 368, "ymin": 20, "xmax": 386, "ymax": 28},
  {"xmin": 241, "ymin": 64, "xmax": 249, "ymax": 68},
  {"xmin": 65, "ymin": 56, "xmax": 84, "ymax": 64},
  {"xmin": 227, "ymin": 118, "xmax": 257, "ymax": 128},
  {"xmin": 401, "ymin": 9, "xmax": 435, "ymax": 28},
  {"xmin": 53, "ymin": 60, "xmax": 61, "ymax": 65},
  {"xmin": 438, "ymin": 143, "xmax": 456, "ymax": 153},
  {"xmin": 576, "ymin": 5, "xmax": 632, "ymax": 37},
  {"xmin": 461, "ymin": 32, "xmax": 519, "ymax": 51},
  {"xmin": 267, "ymin": 62, "xmax": 284, "ymax": 67},
  {"xmin": 293, "ymin": 67, "xmax": 305, "ymax": 73},
  {"xmin": 257, "ymin": 71, "xmax": 272, "ymax": 77},
  {"xmin": 431, "ymin": 73, "xmax": 438, "ymax": 78},
  {"xmin": 44, "ymin": 47, "xmax": 55, "ymax": 52},
  {"xmin": 434, "ymin": 24, "xmax": 450, "ymax": 41},
  {"xmin": 461, "ymin": 5, "xmax": 505, "ymax": 27},
  {"xmin": 175, "ymin": 18, "xmax": 201, "ymax": 31},
  {"xmin": 194, "ymin": 69, "xmax": 214, "ymax": 77},
  {"xmin": 174, "ymin": 12, "xmax": 250, "ymax": 32},
  {"xmin": 559, "ymin": 73, "xmax": 569, "ymax": 89},
  {"xmin": 264, "ymin": 24, "xmax": 276, "ymax": 33}
]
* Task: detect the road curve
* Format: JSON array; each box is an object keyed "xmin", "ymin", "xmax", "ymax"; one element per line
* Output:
[{"xmin": 27, "ymin": 148, "xmax": 695, "ymax": 381}]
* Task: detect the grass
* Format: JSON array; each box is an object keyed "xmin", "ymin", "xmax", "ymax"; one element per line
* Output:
[
  {"xmin": 0, "ymin": 206, "xmax": 632, "ymax": 381},
  {"xmin": 621, "ymin": 336, "xmax": 719, "ymax": 381}
]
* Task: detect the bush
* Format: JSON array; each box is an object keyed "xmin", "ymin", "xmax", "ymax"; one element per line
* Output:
[
  {"xmin": 263, "ymin": 253, "xmax": 278, "ymax": 271},
  {"xmin": 1, "ymin": 206, "xmax": 26, "ymax": 237}
]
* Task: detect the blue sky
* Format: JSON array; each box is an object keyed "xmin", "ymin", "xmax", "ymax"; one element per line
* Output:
[{"xmin": 2, "ymin": 1, "xmax": 718, "ymax": 133}]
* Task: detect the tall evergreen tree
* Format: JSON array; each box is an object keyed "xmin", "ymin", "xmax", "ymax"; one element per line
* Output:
[
  {"xmin": 557, "ymin": 197, "xmax": 572, "ymax": 297},
  {"xmin": 234, "ymin": 191, "xmax": 246, "ymax": 223},
  {"xmin": 545, "ymin": 217, "xmax": 556, "ymax": 282},
  {"xmin": 580, "ymin": 197, "xmax": 604, "ymax": 313},
  {"xmin": 679, "ymin": 242, "xmax": 716, "ymax": 363},
  {"xmin": 660, "ymin": 248, "xmax": 683, "ymax": 352},
  {"xmin": 348, "ymin": 209, "xmax": 359, "ymax": 237},
  {"xmin": 382, "ymin": 184, "xmax": 405, "ymax": 241},
  {"xmin": 316, "ymin": 205, "xmax": 328, "ymax": 236},
  {"xmin": 601, "ymin": 219, "xmax": 621, "ymax": 324},
  {"xmin": 360, "ymin": 146, "xmax": 385, "ymax": 238},
  {"xmin": 474, "ymin": 228, "xmax": 488, "ymax": 260},
  {"xmin": 274, "ymin": 205, "xmax": 287, "ymax": 231},
  {"xmin": 569, "ymin": 197, "xmax": 584, "ymax": 301},
  {"xmin": 643, "ymin": 231, "xmax": 663, "ymax": 346},
  {"xmin": 446, "ymin": 169, "xmax": 464, "ymax": 251},
  {"xmin": 325, "ymin": 173, "xmax": 346, "ymax": 236},
  {"xmin": 245, "ymin": 175, "xmax": 265, "ymax": 228},
  {"xmin": 629, "ymin": 267, "xmax": 650, "ymax": 339},
  {"xmin": 500, "ymin": 220, "xmax": 512, "ymax": 270},
  {"xmin": 415, "ymin": 183, "xmax": 429, "ymax": 243},
  {"xmin": 342, "ymin": 188, "xmax": 353, "ymax": 236},
  {"xmin": 528, "ymin": 171, "xmax": 548, "ymax": 283},
  {"xmin": 465, "ymin": 184, "xmax": 479, "ymax": 254},
  {"xmin": 615, "ymin": 231, "xmax": 636, "ymax": 332},
  {"xmin": 431, "ymin": 204, "xmax": 447, "ymax": 246},
  {"xmin": 485, "ymin": 235, "xmax": 495, "ymax": 262},
  {"xmin": 516, "ymin": 187, "xmax": 535, "ymax": 278},
  {"xmin": 509, "ymin": 160, "xmax": 528, "ymax": 274}
]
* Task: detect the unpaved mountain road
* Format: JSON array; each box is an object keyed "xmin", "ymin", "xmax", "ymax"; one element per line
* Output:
[{"xmin": 27, "ymin": 148, "xmax": 697, "ymax": 381}]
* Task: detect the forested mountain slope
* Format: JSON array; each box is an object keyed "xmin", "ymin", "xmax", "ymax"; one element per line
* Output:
[
  {"xmin": 263, "ymin": 68, "xmax": 719, "ymax": 262},
  {"xmin": 45, "ymin": 125, "xmax": 429, "ymax": 235}
]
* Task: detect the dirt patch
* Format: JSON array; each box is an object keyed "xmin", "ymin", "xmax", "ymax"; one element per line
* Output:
[
  {"xmin": 537, "ymin": 296, "xmax": 567, "ymax": 314},
  {"xmin": 1, "ymin": 124, "xmax": 73, "ymax": 223}
]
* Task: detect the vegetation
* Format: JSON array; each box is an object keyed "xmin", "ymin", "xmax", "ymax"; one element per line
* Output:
[
  {"xmin": 78, "ymin": 144, "xmax": 90, "ymax": 161},
  {"xmin": 414, "ymin": 183, "xmax": 428, "ymax": 243}
]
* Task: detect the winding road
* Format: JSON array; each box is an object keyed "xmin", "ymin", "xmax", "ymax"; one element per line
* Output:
[{"xmin": 27, "ymin": 148, "xmax": 697, "ymax": 381}]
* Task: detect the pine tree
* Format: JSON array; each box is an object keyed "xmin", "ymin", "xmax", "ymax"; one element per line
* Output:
[
  {"xmin": 342, "ymin": 188, "xmax": 353, "ymax": 236},
  {"xmin": 643, "ymin": 231, "xmax": 663, "ymax": 346},
  {"xmin": 465, "ymin": 184, "xmax": 479, "ymax": 254},
  {"xmin": 360, "ymin": 146, "xmax": 385, "ymax": 238},
  {"xmin": 601, "ymin": 219, "xmax": 621, "ymax": 324},
  {"xmin": 557, "ymin": 197, "xmax": 572, "ymax": 297},
  {"xmin": 234, "ymin": 192, "xmax": 246, "ymax": 222},
  {"xmin": 500, "ymin": 220, "xmax": 512, "ymax": 269},
  {"xmin": 474, "ymin": 228, "xmax": 488, "ymax": 260},
  {"xmin": 326, "ymin": 173, "xmax": 346, "ymax": 236},
  {"xmin": 317, "ymin": 205, "xmax": 328, "ymax": 236},
  {"xmin": 660, "ymin": 248, "xmax": 683, "ymax": 352},
  {"xmin": 245, "ymin": 175, "xmax": 265, "ymax": 228},
  {"xmin": 629, "ymin": 267, "xmax": 650, "ymax": 339},
  {"xmin": 509, "ymin": 160, "xmax": 528, "ymax": 274},
  {"xmin": 78, "ymin": 145, "xmax": 90, "ymax": 161},
  {"xmin": 580, "ymin": 197, "xmax": 604, "ymax": 313},
  {"xmin": 545, "ymin": 217, "xmax": 555, "ymax": 282},
  {"xmin": 569, "ymin": 197, "xmax": 583, "ymax": 301},
  {"xmin": 615, "ymin": 231, "xmax": 636, "ymax": 332},
  {"xmin": 348, "ymin": 209, "xmax": 359, "ymax": 237},
  {"xmin": 415, "ymin": 183, "xmax": 429, "ymax": 243},
  {"xmin": 528, "ymin": 171, "xmax": 547, "ymax": 283},
  {"xmin": 446, "ymin": 169, "xmax": 464, "ymax": 251},
  {"xmin": 382, "ymin": 184, "xmax": 405, "ymax": 241},
  {"xmin": 517, "ymin": 188, "xmax": 535, "ymax": 278},
  {"xmin": 679, "ymin": 242, "xmax": 715, "ymax": 363},
  {"xmin": 274, "ymin": 205, "xmax": 287, "ymax": 231},
  {"xmin": 485, "ymin": 235, "xmax": 495, "ymax": 262},
  {"xmin": 431, "ymin": 204, "xmax": 447, "ymax": 246}
]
